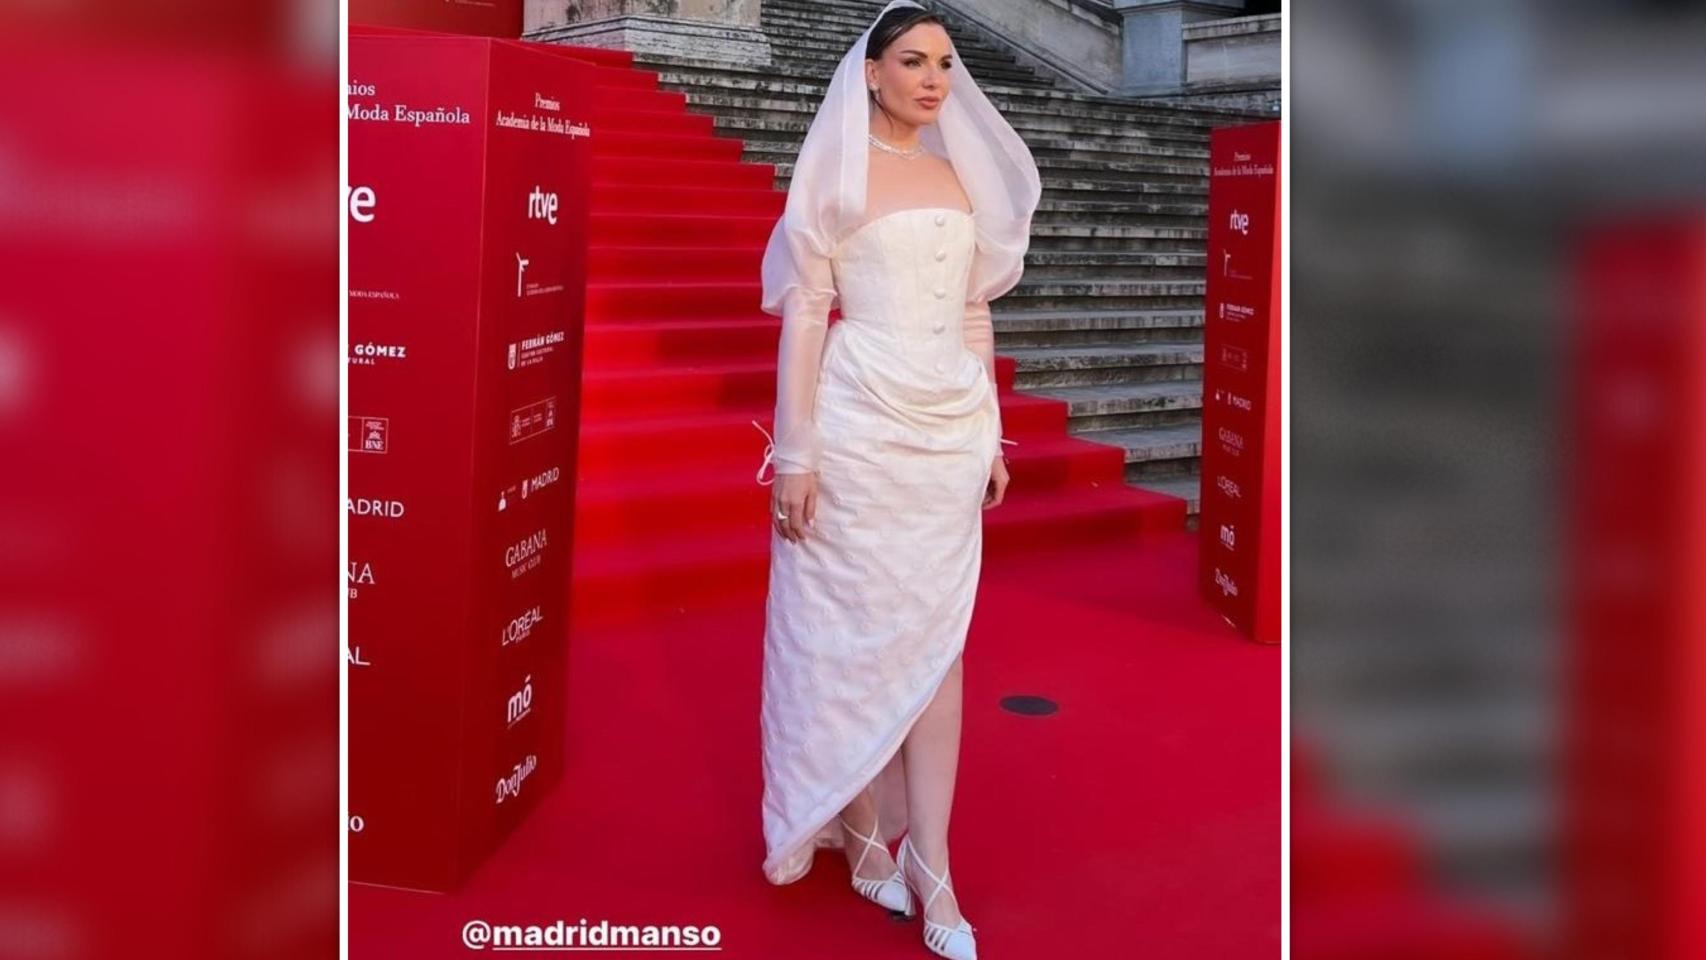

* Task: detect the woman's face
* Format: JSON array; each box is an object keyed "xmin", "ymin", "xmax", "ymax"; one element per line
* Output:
[{"xmin": 865, "ymin": 22, "xmax": 954, "ymax": 126}]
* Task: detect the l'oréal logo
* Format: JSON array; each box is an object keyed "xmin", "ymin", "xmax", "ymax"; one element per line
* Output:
[
  {"xmin": 1217, "ymin": 474, "xmax": 1242, "ymax": 500},
  {"xmin": 502, "ymin": 606, "xmax": 542, "ymax": 647}
]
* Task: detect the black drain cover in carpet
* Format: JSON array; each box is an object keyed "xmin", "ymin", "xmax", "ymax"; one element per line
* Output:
[{"xmin": 999, "ymin": 695, "xmax": 1058, "ymax": 716}]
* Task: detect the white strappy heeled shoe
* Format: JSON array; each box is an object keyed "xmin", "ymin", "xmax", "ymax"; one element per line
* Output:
[
  {"xmin": 837, "ymin": 812, "xmax": 913, "ymax": 915},
  {"xmin": 897, "ymin": 835, "xmax": 977, "ymax": 960}
]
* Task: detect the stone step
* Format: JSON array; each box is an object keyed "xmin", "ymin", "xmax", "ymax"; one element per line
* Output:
[
  {"xmin": 1039, "ymin": 182, "xmax": 1207, "ymax": 207},
  {"xmin": 760, "ymin": 1, "xmax": 1055, "ymax": 49},
  {"xmin": 773, "ymin": 171, "xmax": 1207, "ymax": 200},
  {"xmin": 1025, "ymin": 138, "xmax": 1210, "ymax": 163},
  {"xmin": 1003, "ymin": 340, "xmax": 1204, "ymax": 388},
  {"xmin": 1030, "ymin": 375, "xmax": 1207, "ymax": 446},
  {"xmin": 639, "ymin": 53, "xmax": 1264, "ymax": 125},
  {"xmin": 1021, "ymin": 377, "xmax": 1203, "ymax": 419},
  {"xmin": 1073, "ymin": 421, "xmax": 1203, "ymax": 467},
  {"xmin": 1132, "ymin": 472, "xmax": 1202, "ymax": 515},
  {"xmin": 660, "ymin": 71, "xmax": 1246, "ymax": 131},
  {"xmin": 704, "ymin": 110, "xmax": 1206, "ymax": 154},
  {"xmin": 1004, "ymin": 291, "xmax": 1203, "ymax": 313},
  {"xmin": 1022, "ymin": 251, "xmax": 1207, "ymax": 280},
  {"xmin": 1036, "ymin": 197, "xmax": 1208, "ymax": 219},
  {"xmin": 758, "ymin": 20, "xmax": 1028, "ymax": 63},
  {"xmin": 763, "ymin": 0, "xmax": 891, "ymax": 9},
  {"xmin": 679, "ymin": 90, "xmax": 1213, "ymax": 150},
  {"xmin": 1028, "ymin": 221, "xmax": 1206, "ymax": 252},
  {"xmin": 993, "ymin": 308, "xmax": 1204, "ymax": 345},
  {"xmin": 763, "ymin": 44, "xmax": 1045, "ymax": 84},
  {"xmin": 755, "ymin": 150, "xmax": 1211, "ymax": 187},
  {"xmin": 767, "ymin": 48, "xmax": 1046, "ymax": 85},
  {"xmin": 741, "ymin": 138, "xmax": 1209, "ymax": 174},
  {"xmin": 761, "ymin": 5, "xmax": 992, "ymax": 34}
]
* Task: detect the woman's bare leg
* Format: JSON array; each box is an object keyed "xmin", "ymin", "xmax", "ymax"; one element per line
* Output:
[
  {"xmin": 899, "ymin": 653, "xmax": 966, "ymax": 926},
  {"xmin": 838, "ymin": 782, "xmax": 898, "ymax": 882}
]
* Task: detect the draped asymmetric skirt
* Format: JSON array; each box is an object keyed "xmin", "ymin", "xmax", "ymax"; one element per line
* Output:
[{"xmin": 759, "ymin": 317, "xmax": 1002, "ymax": 885}]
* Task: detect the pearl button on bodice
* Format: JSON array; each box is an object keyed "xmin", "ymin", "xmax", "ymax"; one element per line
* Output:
[{"xmin": 829, "ymin": 208, "xmax": 976, "ymax": 361}]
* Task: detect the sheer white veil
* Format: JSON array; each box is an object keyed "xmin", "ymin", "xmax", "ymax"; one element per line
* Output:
[{"xmin": 758, "ymin": 0, "xmax": 1042, "ymax": 316}]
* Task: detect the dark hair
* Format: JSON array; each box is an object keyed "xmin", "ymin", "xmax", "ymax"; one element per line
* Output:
[{"xmin": 866, "ymin": 6, "xmax": 947, "ymax": 61}]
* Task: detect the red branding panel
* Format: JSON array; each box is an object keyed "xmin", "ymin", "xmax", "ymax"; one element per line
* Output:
[
  {"xmin": 351, "ymin": 0, "xmax": 522, "ymax": 39},
  {"xmin": 1563, "ymin": 219, "xmax": 1706, "ymax": 960},
  {"xmin": 1198, "ymin": 121, "xmax": 1281, "ymax": 644},
  {"xmin": 348, "ymin": 34, "xmax": 591, "ymax": 892}
]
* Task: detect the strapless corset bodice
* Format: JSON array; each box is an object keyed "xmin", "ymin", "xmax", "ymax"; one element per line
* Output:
[{"xmin": 830, "ymin": 207, "xmax": 976, "ymax": 353}]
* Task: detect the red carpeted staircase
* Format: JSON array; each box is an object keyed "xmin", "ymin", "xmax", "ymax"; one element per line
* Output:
[{"xmin": 566, "ymin": 47, "xmax": 1187, "ymax": 629}]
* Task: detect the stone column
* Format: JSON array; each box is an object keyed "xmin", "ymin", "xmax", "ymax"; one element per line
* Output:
[
  {"xmin": 523, "ymin": 0, "xmax": 772, "ymax": 66},
  {"xmin": 1111, "ymin": 0, "xmax": 1244, "ymax": 96}
]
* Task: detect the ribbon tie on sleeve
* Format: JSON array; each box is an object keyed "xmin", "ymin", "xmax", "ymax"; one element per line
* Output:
[{"xmin": 752, "ymin": 420, "xmax": 778, "ymax": 487}]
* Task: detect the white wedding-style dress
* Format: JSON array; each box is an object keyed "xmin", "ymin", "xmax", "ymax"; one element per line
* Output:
[{"xmin": 755, "ymin": 203, "xmax": 1008, "ymax": 885}]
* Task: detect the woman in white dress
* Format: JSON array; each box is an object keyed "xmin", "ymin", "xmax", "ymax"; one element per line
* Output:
[{"xmin": 751, "ymin": 4, "xmax": 1039, "ymax": 958}]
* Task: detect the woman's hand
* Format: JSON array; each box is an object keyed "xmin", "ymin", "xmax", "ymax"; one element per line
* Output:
[
  {"xmin": 984, "ymin": 455, "xmax": 1010, "ymax": 509},
  {"xmin": 773, "ymin": 472, "xmax": 819, "ymax": 543}
]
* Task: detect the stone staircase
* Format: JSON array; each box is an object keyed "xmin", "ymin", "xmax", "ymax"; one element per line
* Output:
[{"xmin": 631, "ymin": 0, "xmax": 1268, "ymax": 517}]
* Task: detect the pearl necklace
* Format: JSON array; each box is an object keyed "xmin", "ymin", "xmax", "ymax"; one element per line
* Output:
[{"xmin": 867, "ymin": 133, "xmax": 927, "ymax": 160}]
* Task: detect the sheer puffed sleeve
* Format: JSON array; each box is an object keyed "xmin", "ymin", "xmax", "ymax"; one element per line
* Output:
[
  {"xmin": 754, "ymin": 219, "xmax": 837, "ymax": 484},
  {"xmin": 962, "ymin": 297, "xmax": 1016, "ymax": 454}
]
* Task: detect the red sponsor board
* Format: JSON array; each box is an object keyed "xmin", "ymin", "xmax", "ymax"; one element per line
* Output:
[
  {"xmin": 348, "ymin": 34, "xmax": 592, "ymax": 892},
  {"xmin": 0, "ymin": 40, "xmax": 337, "ymax": 956},
  {"xmin": 1198, "ymin": 121, "xmax": 1281, "ymax": 644},
  {"xmin": 1563, "ymin": 219, "xmax": 1706, "ymax": 960},
  {"xmin": 351, "ymin": 0, "xmax": 522, "ymax": 39}
]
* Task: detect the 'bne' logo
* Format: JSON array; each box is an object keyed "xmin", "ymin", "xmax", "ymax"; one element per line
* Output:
[
  {"xmin": 1219, "ymin": 524, "xmax": 1236, "ymax": 550},
  {"xmin": 527, "ymin": 186, "xmax": 558, "ymax": 225},
  {"xmin": 1229, "ymin": 209, "xmax": 1249, "ymax": 235}
]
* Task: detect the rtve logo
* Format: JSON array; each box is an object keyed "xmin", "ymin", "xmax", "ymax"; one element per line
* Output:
[
  {"xmin": 1229, "ymin": 209, "xmax": 1250, "ymax": 236},
  {"xmin": 345, "ymin": 185, "xmax": 377, "ymax": 223},
  {"xmin": 526, "ymin": 186, "xmax": 559, "ymax": 225}
]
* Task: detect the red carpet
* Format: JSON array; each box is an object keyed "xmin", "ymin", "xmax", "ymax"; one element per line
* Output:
[
  {"xmin": 351, "ymin": 44, "xmax": 1276, "ymax": 957},
  {"xmin": 565, "ymin": 46, "xmax": 1185, "ymax": 632},
  {"xmin": 1291, "ymin": 741, "xmax": 1540, "ymax": 960},
  {"xmin": 351, "ymin": 531, "xmax": 1279, "ymax": 958}
]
